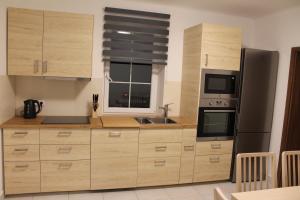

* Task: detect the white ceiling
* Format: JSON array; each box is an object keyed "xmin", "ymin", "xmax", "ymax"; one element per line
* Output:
[{"xmin": 133, "ymin": 0, "xmax": 300, "ymax": 18}]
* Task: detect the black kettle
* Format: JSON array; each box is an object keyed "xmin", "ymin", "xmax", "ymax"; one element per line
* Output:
[{"xmin": 23, "ymin": 99, "xmax": 42, "ymax": 119}]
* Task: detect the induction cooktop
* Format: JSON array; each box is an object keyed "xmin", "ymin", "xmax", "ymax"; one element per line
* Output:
[{"xmin": 42, "ymin": 116, "xmax": 90, "ymax": 124}]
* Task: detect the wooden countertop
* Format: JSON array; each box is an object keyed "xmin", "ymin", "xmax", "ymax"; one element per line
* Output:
[
  {"xmin": 100, "ymin": 116, "xmax": 140, "ymax": 128},
  {"xmin": 0, "ymin": 116, "xmax": 103, "ymax": 129}
]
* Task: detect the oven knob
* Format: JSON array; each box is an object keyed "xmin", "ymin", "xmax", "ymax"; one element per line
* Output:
[
  {"xmin": 209, "ymin": 102, "xmax": 213, "ymax": 106},
  {"xmin": 224, "ymin": 102, "xmax": 228, "ymax": 106},
  {"xmin": 216, "ymin": 100, "xmax": 222, "ymax": 104}
]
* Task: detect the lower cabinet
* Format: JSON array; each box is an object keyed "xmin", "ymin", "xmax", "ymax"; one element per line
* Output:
[
  {"xmin": 137, "ymin": 157, "xmax": 180, "ymax": 187},
  {"xmin": 41, "ymin": 160, "xmax": 90, "ymax": 192},
  {"xmin": 91, "ymin": 157, "xmax": 137, "ymax": 189},
  {"xmin": 193, "ymin": 154, "xmax": 232, "ymax": 182},
  {"xmin": 4, "ymin": 161, "xmax": 41, "ymax": 195}
]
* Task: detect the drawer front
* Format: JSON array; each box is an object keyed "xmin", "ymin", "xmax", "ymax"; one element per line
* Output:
[
  {"xmin": 139, "ymin": 143, "xmax": 181, "ymax": 158},
  {"xmin": 92, "ymin": 129, "xmax": 139, "ymax": 144},
  {"xmin": 3, "ymin": 129, "xmax": 39, "ymax": 145},
  {"xmin": 182, "ymin": 129, "xmax": 196, "ymax": 142},
  {"xmin": 137, "ymin": 157, "xmax": 180, "ymax": 187},
  {"xmin": 92, "ymin": 143, "xmax": 138, "ymax": 158},
  {"xmin": 193, "ymin": 154, "xmax": 231, "ymax": 182},
  {"xmin": 196, "ymin": 140, "xmax": 233, "ymax": 155},
  {"xmin": 40, "ymin": 145, "xmax": 90, "ymax": 160},
  {"xmin": 41, "ymin": 160, "xmax": 90, "ymax": 192},
  {"xmin": 181, "ymin": 142, "xmax": 196, "ymax": 157},
  {"xmin": 91, "ymin": 156, "xmax": 137, "ymax": 189},
  {"xmin": 4, "ymin": 145, "xmax": 39, "ymax": 161},
  {"xmin": 139, "ymin": 129, "xmax": 182, "ymax": 143},
  {"xmin": 40, "ymin": 129, "xmax": 90, "ymax": 144},
  {"xmin": 179, "ymin": 156, "xmax": 195, "ymax": 184},
  {"xmin": 4, "ymin": 161, "xmax": 40, "ymax": 194}
]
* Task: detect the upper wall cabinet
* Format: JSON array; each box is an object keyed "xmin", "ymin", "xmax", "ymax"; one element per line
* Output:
[{"xmin": 7, "ymin": 8, "xmax": 94, "ymax": 78}]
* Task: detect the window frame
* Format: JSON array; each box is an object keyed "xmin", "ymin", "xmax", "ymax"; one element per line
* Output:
[{"xmin": 103, "ymin": 61, "xmax": 159, "ymax": 114}]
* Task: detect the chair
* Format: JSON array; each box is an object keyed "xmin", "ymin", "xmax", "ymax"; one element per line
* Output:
[
  {"xmin": 282, "ymin": 151, "xmax": 300, "ymax": 187},
  {"xmin": 236, "ymin": 152, "xmax": 277, "ymax": 192},
  {"xmin": 214, "ymin": 187, "xmax": 228, "ymax": 200}
]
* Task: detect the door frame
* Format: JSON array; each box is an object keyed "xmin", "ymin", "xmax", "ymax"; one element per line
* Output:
[{"xmin": 277, "ymin": 47, "xmax": 300, "ymax": 186}]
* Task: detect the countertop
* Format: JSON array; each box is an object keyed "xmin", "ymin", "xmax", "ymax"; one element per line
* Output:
[{"xmin": 1, "ymin": 116, "xmax": 197, "ymax": 129}]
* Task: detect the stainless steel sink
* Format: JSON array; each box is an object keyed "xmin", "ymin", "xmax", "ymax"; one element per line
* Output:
[{"xmin": 135, "ymin": 117, "xmax": 177, "ymax": 124}]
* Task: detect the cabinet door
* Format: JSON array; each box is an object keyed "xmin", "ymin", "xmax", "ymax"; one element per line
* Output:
[
  {"xmin": 43, "ymin": 11, "xmax": 93, "ymax": 78},
  {"xmin": 7, "ymin": 8, "xmax": 43, "ymax": 76},
  {"xmin": 201, "ymin": 23, "xmax": 242, "ymax": 71}
]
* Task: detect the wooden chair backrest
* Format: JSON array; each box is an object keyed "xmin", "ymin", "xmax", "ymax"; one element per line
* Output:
[
  {"xmin": 282, "ymin": 151, "xmax": 300, "ymax": 187},
  {"xmin": 236, "ymin": 152, "xmax": 276, "ymax": 192},
  {"xmin": 214, "ymin": 187, "xmax": 228, "ymax": 200}
]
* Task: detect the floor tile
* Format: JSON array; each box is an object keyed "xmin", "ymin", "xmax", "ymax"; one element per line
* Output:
[
  {"xmin": 103, "ymin": 190, "xmax": 138, "ymax": 200},
  {"xmin": 135, "ymin": 188, "xmax": 170, "ymax": 200},
  {"xmin": 5, "ymin": 196, "xmax": 33, "ymax": 200},
  {"xmin": 165, "ymin": 185, "xmax": 200, "ymax": 200},
  {"xmin": 32, "ymin": 193, "xmax": 68, "ymax": 200},
  {"xmin": 69, "ymin": 191, "xmax": 103, "ymax": 200}
]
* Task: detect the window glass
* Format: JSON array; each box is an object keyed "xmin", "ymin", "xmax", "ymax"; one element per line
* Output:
[
  {"xmin": 110, "ymin": 62, "xmax": 130, "ymax": 82},
  {"xmin": 132, "ymin": 63, "xmax": 152, "ymax": 83},
  {"xmin": 130, "ymin": 84, "xmax": 151, "ymax": 108},
  {"xmin": 109, "ymin": 83, "xmax": 130, "ymax": 107}
]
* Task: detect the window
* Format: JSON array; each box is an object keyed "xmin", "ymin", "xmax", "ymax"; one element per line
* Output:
[{"xmin": 104, "ymin": 61, "xmax": 160, "ymax": 113}]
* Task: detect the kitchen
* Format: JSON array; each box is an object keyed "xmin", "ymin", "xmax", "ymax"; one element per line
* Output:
[{"xmin": 0, "ymin": 0, "xmax": 300, "ymax": 200}]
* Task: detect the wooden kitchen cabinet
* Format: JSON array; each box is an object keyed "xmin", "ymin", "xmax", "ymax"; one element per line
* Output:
[
  {"xmin": 7, "ymin": 8, "xmax": 43, "ymax": 76},
  {"xmin": 7, "ymin": 7, "xmax": 93, "ymax": 78}
]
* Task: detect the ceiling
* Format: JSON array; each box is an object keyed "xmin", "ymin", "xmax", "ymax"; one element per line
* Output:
[{"xmin": 133, "ymin": 0, "xmax": 300, "ymax": 18}]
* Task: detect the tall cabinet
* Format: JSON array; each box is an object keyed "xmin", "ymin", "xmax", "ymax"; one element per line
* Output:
[
  {"xmin": 7, "ymin": 8, "xmax": 93, "ymax": 78},
  {"xmin": 180, "ymin": 23, "xmax": 242, "ymax": 120}
]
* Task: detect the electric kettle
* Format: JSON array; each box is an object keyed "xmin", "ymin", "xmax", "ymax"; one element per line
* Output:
[{"xmin": 23, "ymin": 99, "xmax": 42, "ymax": 119}]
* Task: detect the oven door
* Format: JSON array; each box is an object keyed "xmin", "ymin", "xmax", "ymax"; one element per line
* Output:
[{"xmin": 197, "ymin": 107, "xmax": 236, "ymax": 139}]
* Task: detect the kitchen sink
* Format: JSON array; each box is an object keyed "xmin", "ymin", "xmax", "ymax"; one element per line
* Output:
[{"xmin": 135, "ymin": 117, "xmax": 177, "ymax": 124}]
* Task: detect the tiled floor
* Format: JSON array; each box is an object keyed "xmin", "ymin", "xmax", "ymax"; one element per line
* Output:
[{"xmin": 5, "ymin": 182, "xmax": 236, "ymax": 200}]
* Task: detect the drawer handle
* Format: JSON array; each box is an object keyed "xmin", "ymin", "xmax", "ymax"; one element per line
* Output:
[
  {"xmin": 155, "ymin": 146, "xmax": 167, "ymax": 152},
  {"xmin": 209, "ymin": 157, "xmax": 220, "ymax": 163},
  {"xmin": 154, "ymin": 160, "xmax": 166, "ymax": 167},
  {"xmin": 58, "ymin": 163, "xmax": 73, "ymax": 169},
  {"xmin": 211, "ymin": 144, "xmax": 221, "ymax": 149},
  {"xmin": 15, "ymin": 164, "xmax": 29, "ymax": 169},
  {"xmin": 14, "ymin": 148, "xmax": 29, "ymax": 152},
  {"xmin": 57, "ymin": 131, "xmax": 72, "ymax": 137},
  {"xmin": 58, "ymin": 146, "xmax": 72, "ymax": 153},
  {"xmin": 184, "ymin": 145, "xmax": 194, "ymax": 151},
  {"xmin": 109, "ymin": 132, "xmax": 121, "ymax": 137},
  {"xmin": 13, "ymin": 132, "xmax": 28, "ymax": 137}
]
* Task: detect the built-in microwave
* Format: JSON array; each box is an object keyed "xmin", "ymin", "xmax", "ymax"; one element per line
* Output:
[{"xmin": 201, "ymin": 69, "xmax": 239, "ymax": 99}]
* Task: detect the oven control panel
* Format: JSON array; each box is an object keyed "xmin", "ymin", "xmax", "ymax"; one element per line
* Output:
[{"xmin": 200, "ymin": 98, "xmax": 237, "ymax": 108}]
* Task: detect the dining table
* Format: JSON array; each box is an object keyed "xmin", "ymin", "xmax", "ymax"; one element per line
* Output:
[{"xmin": 231, "ymin": 186, "xmax": 300, "ymax": 200}]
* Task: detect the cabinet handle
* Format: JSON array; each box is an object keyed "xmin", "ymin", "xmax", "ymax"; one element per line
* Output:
[
  {"xmin": 33, "ymin": 60, "xmax": 39, "ymax": 73},
  {"xmin": 58, "ymin": 162, "xmax": 73, "ymax": 170},
  {"xmin": 155, "ymin": 146, "xmax": 167, "ymax": 152},
  {"xmin": 184, "ymin": 145, "xmax": 194, "ymax": 151},
  {"xmin": 209, "ymin": 156, "xmax": 220, "ymax": 163},
  {"xmin": 14, "ymin": 148, "xmax": 29, "ymax": 152},
  {"xmin": 15, "ymin": 164, "xmax": 29, "ymax": 169},
  {"xmin": 154, "ymin": 160, "xmax": 166, "ymax": 167},
  {"xmin": 205, "ymin": 54, "xmax": 208, "ymax": 66},
  {"xmin": 109, "ymin": 132, "xmax": 121, "ymax": 137},
  {"xmin": 42, "ymin": 61, "xmax": 48, "ymax": 74},
  {"xmin": 58, "ymin": 146, "xmax": 72, "ymax": 153},
  {"xmin": 211, "ymin": 144, "xmax": 221, "ymax": 149},
  {"xmin": 57, "ymin": 131, "xmax": 72, "ymax": 137},
  {"xmin": 13, "ymin": 132, "xmax": 28, "ymax": 137}
]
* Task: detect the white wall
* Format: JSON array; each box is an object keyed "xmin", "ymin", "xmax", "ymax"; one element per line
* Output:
[
  {"xmin": 253, "ymin": 6, "xmax": 300, "ymax": 158},
  {"xmin": 0, "ymin": 0, "xmax": 254, "ymax": 116}
]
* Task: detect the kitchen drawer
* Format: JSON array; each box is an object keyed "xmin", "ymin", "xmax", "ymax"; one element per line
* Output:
[
  {"xmin": 3, "ymin": 129, "xmax": 39, "ymax": 145},
  {"xmin": 139, "ymin": 129, "xmax": 182, "ymax": 143},
  {"xmin": 181, "ymin": 142, "xmax": 195, "ymax": 157},
  {"xmin": 139, "ymin": 143, "xmax": 181, "ymax": 158},
  {"xmin": 4, "ymin": 161, "xmax": 40, "ymax": 194},
  {"xmin": 182, "ymin": 129, "xmax": 196, "ymax": 142},
  {"xmin": 137, "ymin": 157, "xmax": 180, "ymax": 186},
  {"xmin": 193, "ymin": 154, "xmax": 231, "ymax": 182},
  {"xmin": 4, "ymin": 145, "xmax": 39, "ymax": 161},
  {"xmin": 40, "ymin": 129, "xmax": 90, "ymax": 144},
  {"xmin": 92, "ymin": 143, "xmax": 138, "ymax": 158},
  {"xmin": 40, "ymin": 145, "xmax": 90, "ymax": 160},
  {"xmin": 179, "ymin": 156, "xmax": 195, "ymax": 184},
  {"xmin": 41, "ymin": 160, "xmax": 90, "ymax": 192},
  {"xmin": 91, "ymin": 156, "xmax": 137, "ymax": 189},
  {"xmin": 92, "ymin": 129, "xmax": 139, "ymax": 144},
  {"xmin": 195, "ymin": 140, "xmax": 233, "ymax": 155}
]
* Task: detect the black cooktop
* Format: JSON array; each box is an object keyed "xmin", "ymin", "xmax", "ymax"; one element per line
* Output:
[{"xmin": 42, "ymin": 116, "xmax": 90, "ymax": 124}]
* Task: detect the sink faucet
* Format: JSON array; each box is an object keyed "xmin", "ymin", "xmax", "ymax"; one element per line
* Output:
[{"xmin": 159, "ymin": 103, "xmax": 173, "ymax": 119}]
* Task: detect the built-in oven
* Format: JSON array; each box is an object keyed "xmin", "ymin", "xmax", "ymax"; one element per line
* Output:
[{"xmin": 201, "ymin": 69, "xmax": 239, "ymax": 99}]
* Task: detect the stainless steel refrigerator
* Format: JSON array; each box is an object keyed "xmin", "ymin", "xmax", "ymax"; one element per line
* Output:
[{"xmin": 230, "ymin": 48, "xmax": 279, "ymax": 182}]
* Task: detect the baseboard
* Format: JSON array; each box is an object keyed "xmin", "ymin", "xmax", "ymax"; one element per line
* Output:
[{"xmin": 0, "ymin": 190, "xmax": 4, "ymax": 200}]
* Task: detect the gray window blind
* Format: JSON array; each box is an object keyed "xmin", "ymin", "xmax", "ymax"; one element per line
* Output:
[{"xmin": 103, "ymin": 7, "xmax": 170, "ymax": 65}]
